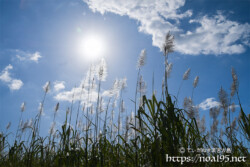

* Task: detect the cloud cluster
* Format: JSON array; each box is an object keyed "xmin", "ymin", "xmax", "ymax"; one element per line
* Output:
[
  {"xmin": 54, "ymin": 85, "xmax": 98, "ymax": 105},
  {"xmin": 83, "ymin": 0, "xmax": 250, "ymax": 55},
  {"xmin": 199, "ymin": 98, "xmax": 220, "ymax": 110},
  {"xmin": 176, "ymin": 13, "xmax": 250, "ymax": 55},
  {"xmin": 0, "ymin": 49, "xmax": 42, "ymax": 91},
  {"xmin": 0, "ymin": 64, "xmax": 23, "ymax": 90}
]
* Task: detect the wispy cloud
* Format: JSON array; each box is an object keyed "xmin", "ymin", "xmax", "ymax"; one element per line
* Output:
[
  {"xmin": 83, "ymin": 0, "xmax": 250, "ymax": 55},
  {"xmin": 0, "ymin": 64, "xmax": 23, "ymax": 91},
  {"xmin": 199, "ymin": 98, "xmax": 221, "ymax": 110},
  {"xmin": 15, "ymin": 50, "xmax": 42, "ymax": 63}
]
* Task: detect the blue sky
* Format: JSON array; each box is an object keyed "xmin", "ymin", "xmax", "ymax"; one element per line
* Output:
[{"xmin": 0, "ymin": 0, "xmax": 249, "ymax": 138}]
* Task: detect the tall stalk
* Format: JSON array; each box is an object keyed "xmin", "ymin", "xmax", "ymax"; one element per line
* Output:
[
  {"xmin": 69, "ymin": 85, "xmax": 76, "ymax": 129},
  {"xmin": 15, "ymin": 102, "xmax": 25, "ymax": 141},
  {"xmin": 162, "ymin": 32, "xmax": 174, "ymax": 99},
  {"xmin": 75, "ymin": 83, "xmax": 85, "ymax": 135},
  {"xmin": 95, "ymin": 80, "xmax": 101, "ymax": 143}
]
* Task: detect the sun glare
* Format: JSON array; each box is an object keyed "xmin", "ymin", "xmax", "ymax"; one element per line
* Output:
[{"xmin": 79, "ymin": 33, "xmax": 106, "ymax": 61}]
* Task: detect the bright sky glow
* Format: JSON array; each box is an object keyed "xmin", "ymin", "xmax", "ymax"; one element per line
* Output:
[{"xmin": 79, "ymin": 33, "xmax": 107, "ymax": 61}]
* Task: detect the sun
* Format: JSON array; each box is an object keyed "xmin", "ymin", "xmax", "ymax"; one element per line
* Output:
[{"xmin": 79, "ymin": 33, "xmax": 106, "ymax": 61}]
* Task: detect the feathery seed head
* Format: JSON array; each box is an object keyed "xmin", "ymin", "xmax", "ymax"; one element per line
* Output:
[
  {"xmin": 209, "ymin": 107, "xmax": 220, "ymax": 120},
  {"xmin": 164, "ymin": 59, "xmax": 168, "ymax": 65},
  {"xmin": 230, "ymin": 83, "xmax": 236, "ymax": 97},
  {"xmin": 43, "ymin": 81, "xmax": 50, "ymax": 93},
  {"xmin": 54, "ymin": 102, "xmax": 59, "ymax": 113},
  {"xmin": 231, "ymin": 67, "xmax": 238, "ymax": 97},
  {"xmin": 96, "ymin": 58, "xmax": 107, "ymax": 81},
  {"xmin": 107, "ymin": 79, "xmax": 120, "ymax": 97},
  {"xmin": 137, "ymin": 49, "xmax": 146, "ymax": 69},
  {"xmin": 113, "ymin": 79, "xmax": 120, "ymax": 90},
  {"xmin": 183, "ymin": 68, "xmax": 191, "ymax": 80},
  {"xmin": 231, "ymin": 67, "xmax": 238, "ymax": 83},
  {"xmin": 218, "ymin": 87, "xmax": 228, "ymax": 110},
  {"xmin": 183, "ymin": 97, "xmax": 199, "ymax": 119},
  {"xmin": 199, "ymin": 116, "xmax": 206, "ymax": 133},
  {"xmin": 187, "ymin": 105, "xmax": 199, "ymax": 119},
  {"xmin": 120, "ymin": 77, "xmax": 127, "ymax": 90},
  {"xmin": 183, "ymin": 97, "xmax": 192, "ymax": 109},
  {"xmin": 193, "ymin": 76, "xmax": 199, "ymax": 88},
  {"xmin": 162, "ymin": 32, "xmax": 174, "ymax": 56},
  {"xmin": 20, "ymin": 102, "xmax": 26, "ymax": 112},
  {"xmin": 6, "ymin": 122, "xmax": 11, "ymax": 130}
]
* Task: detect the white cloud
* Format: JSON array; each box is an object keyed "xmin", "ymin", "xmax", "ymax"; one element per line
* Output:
[
  {"xmin": 177, "ymin": 13, "xmax": 250, "ymax": 55},
  {"xmin": 15, "ymin": 50, "xmax": 42, "ymax": 63},
  {"xmin": 54, "ymin": 85, "xmax": 98, "ymax": 105},
  {"xmin": 83, "ymin": 0, "xmax": 191, "ymax": 47},
  {"xmin": 0, "ymin": 64, "xmax": 23, "ymax": 91},
  {"xmin": 83, "ymin": 0, "xmax": 250, "ymax": 55},
  {"xmin": 53, "ymin": 81, "xmax": 65, "ymax": 92},
  {"xmin": 199, "ymin": 98, "xmax": 221, "ymax": 110}
]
